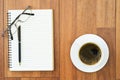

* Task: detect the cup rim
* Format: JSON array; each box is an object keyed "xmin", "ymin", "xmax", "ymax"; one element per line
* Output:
[{"xmin": 70, "ymin": 34, "xmax": 109, "ymax": 72}]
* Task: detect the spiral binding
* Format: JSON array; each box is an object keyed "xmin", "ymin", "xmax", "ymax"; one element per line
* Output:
[{"xmin": 7, "ymin": 12, "xmax": 12, "ymax": 68}]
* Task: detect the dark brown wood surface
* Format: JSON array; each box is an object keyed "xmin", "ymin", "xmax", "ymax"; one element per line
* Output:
[
  {"xmin": 0, "ymin": 0, "xmax": 4, "ymax": 78},
  {"xmin": 60, "ymin": 0, "xmax": 116, "ymax": 80},
  {"xmin": 0, "ymin": 0, "xmax": 119, "ymax": 80},
  {"xmin": 116, "ymin": 0, "xmax": 120, "ymax": 79}
]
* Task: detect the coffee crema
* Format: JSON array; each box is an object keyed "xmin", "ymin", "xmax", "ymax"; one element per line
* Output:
[{"xmin": 79, "ymin": 43, "xmax": 101, "ymax": 65}]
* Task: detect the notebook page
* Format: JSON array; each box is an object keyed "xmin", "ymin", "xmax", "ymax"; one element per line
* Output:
[{"xmin": 9, "ymin": 10, "xmax": 54, "ymax": 71}]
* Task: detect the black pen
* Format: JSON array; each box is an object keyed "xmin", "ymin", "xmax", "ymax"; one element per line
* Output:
[{"xmin": 18, "ymin": 26, "xmax": 21, "ymax": 65}]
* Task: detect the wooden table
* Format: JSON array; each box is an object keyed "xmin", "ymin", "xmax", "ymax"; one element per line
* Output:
[{"xmin": 0, "ymin": 0, "xmax": 120, "ymax": 80}]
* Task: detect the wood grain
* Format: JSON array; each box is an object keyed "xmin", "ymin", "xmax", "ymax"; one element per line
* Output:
[
  {"xmin": 96, "ymin": 0, "xmax": 115, "ymax": 28},
  {"xmin": 116, "ymin": 0, "xmax": 120, "ymax": 79},
  {"xmin": 4, "ymin": 0, "xmax": 59, "ymax": 78},
  {"xmin": 60, "ymin": 0, "xmax": 115, "ymax": 80},
  {"xmin": 97, "ymin": 28, "xmax": 116, "ymax": 80},
  {"xmin": 5, "ymin": 78, "xmax": 20, "ymax": 80},
  {"xmin": 76, "ymin": 0, "xmax": 97, "ymax": 80},
  {"xmin": 60, "ymin": 0, "xmax": 77, "ymax": 80},
  {"xmin": 0, "ymin": 0, "xmax": 4, "ymax": 78},
  {"xmin": 21, "ymin": 78, "xmax": 59, "ymax": 80},
  {"xmin": 0, "ymin": 78, "xmax": 4, "ymax": 80},
  {"xmin": 0, "ymin": 0, "xmax": 118, "ymax": 79}
]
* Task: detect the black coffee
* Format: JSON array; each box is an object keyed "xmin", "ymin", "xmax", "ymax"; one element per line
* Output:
[{"xmin": 79, "ymin": 43, "xmax": 101, "ymax": 65}]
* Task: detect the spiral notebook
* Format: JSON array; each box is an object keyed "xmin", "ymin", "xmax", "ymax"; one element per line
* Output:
[{"xmin": 8, "ymin": 10, "xmax": 54, "ymax": 71}]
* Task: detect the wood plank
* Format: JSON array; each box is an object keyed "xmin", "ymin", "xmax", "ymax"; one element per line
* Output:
[
  {"xmin": 60, "ymin": 0, "xmax": 77, "ymax": 80},
  {"xmin": 76, "ymin": 0, "xmax": 115, "ymax": 80},
  {"xmin": 4, "ymin": 0, "xmax": 59, "ymax": 77},
  {"xmin": 21, "ymin": 78, "xmax": 59, "ymax": 80},
  {"xmin": 76, "ymin": 0, "xmax": 97, "ymax": 80},
  {"xmin": 5, "ymin": 78, "xmax": 20, "ymax": 80},
  {"xmin": 116, "ymin": 0, "xmax": 120, "ymax": 79},
  {"xmin": 97, "ymin": 28, "xmax": 116, "ymax": 80},
  {"xmin": 40, "ymin": 0, "xmax": 51, "ymax": 9},
  {"xmin": 96, "ymin": 0, "xmax": 115, "ymax": 28},
  {"xmin": 76, "ymin": 0, "xmax": 97, "ymax": 35},
  {"xmin": 76, "ymin": 0, "xmax": 115, "ymax": 79},
  {"xmin": 0, "ymin": 78, "xmax": 4, "ymax": 80},
  {"xmin": 60, "ymin": 0, "xmax": 115, "ymax": 80},
  {"xmin": 0, "ymin": 0, "xmax": 4, "ymax": 78}
]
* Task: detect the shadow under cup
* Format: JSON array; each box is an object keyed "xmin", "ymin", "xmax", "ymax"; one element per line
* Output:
[{"xmin": 79, "ymin": 43, "xmax": 101, "ymax": 65}]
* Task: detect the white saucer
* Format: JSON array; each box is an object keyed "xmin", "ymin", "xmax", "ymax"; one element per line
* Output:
[{"xmin": 70, "ymin": 34, "xmax": 109, "ymax": 73}]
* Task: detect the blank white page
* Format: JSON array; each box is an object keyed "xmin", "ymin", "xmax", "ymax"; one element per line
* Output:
[{"xmin": 9, "ymin": 10, "xmax": 54, "ymax": 71}]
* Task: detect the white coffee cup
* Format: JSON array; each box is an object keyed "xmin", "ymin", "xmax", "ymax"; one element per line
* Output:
[{"xmin": 70, "ymin": 34, "xmax": 109, "ymax": 73}]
